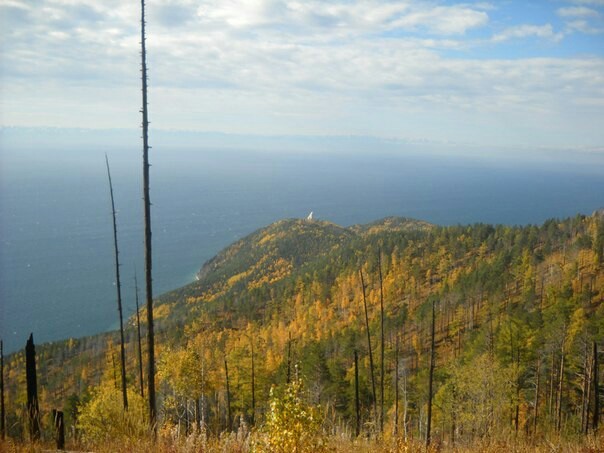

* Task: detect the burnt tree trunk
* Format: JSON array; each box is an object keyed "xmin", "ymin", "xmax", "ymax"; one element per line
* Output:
[
  {"xmin": 134, "ymin": 273, "xmax": 144, "ymax": 399},
  {"xmin": 0, "ymin": 339, "xmax": 4, "ymax": 440},
  {"xmin": 286, "ymin": 332, "xmax": 292, "ymax": 384},
  {"xmin": 250, "ymin": 336, "xmax": 255, "ymax": 426},
  {"xmin": 394, "ymin": 334, "xmax": 399, "ymax": 438},
  {"xmin": 25, "ymin": 334, "xmax": 40, "ymax": 441},
  {"xmin": 52, "ymin": 409, "xmax": 65, "ymax": 450},
  {"xmin": 515, "ymin": 346, "xmax": 521, "ymax": 433},
  {"xmin": 195, "ymin": 398, "xmax": 201, "ymax": 432},
  {"xmin": 594, "ymin": 341, "xmax": 599, "ymax": 432},
  {"xmin": 140, "ymin": 0, "xmax": 156, "ymax": 431},
  {"xmin": 105, "ymin": 154, "xmax": 128, "ymax": 410},
  {"xmin": 354, "ymin": 349, "xmax": 360, "ymax": 437},
  {"xmin": 548, "ymin": 351, "xmax": 555, "ymax": 418},
  {"xmin": 225, "ymin": 357, "xmax": 231, "ymax": 431},
  {"xmin": 556, "ymin": 339, "xmax": 565, "ymax": 432},
  {"xmin": 111, "ymin": 351, "xmax": 118, "ymax": 389},
  {"xmin": 584, "ymin": 349, "xmax": 593, "ymax": 435},
  {"xmin": 360, "ymin": 268, "xmax": 378, "ymax": 426},
  {"xmin": 534, "ymin": 357, "xmax": 540, "ymax": 436},
  {"xmin": 378, "ymin": 249, "xmax": 385, "ymax": 433},
  {"xmin": 426, "ymin": 300, "xmax": 435, "ymax": 447}
]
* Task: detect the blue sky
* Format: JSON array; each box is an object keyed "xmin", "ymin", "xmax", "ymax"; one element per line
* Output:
[{"xmin": 1, "ymin": 0, "xmax": 603, "ymax": 150}]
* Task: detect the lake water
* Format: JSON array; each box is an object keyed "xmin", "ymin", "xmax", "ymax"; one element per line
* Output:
[{"xmin": 1, "ymin": 144, "xmax": 603, "ymax": 353}]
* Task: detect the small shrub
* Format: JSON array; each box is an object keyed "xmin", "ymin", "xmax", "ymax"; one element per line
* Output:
[
  {"xmin": 255, "ymin": 377, "xmax": 324, "ymax": 453},
  {"xmin": 77, "ymin": 382, "xmax": 148, "ymax": 444}
]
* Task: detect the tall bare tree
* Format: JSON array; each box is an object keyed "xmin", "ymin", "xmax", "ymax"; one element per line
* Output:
[
  {"xmin": 134, "ymin": 272, "xmax": 144, "ymax": 399},
  {"xmin": 225, "ymin": 357, "xmax": 232, "ymax": 431},
  {"xmin": 250, "ymin": 336, "xmax": 255, "ymax": 425},
  {"xmin": 354, "ymin": 349, "xmax": 360, "ymax": 437},
  {"xmin": 426, "ymin": 299, "xmax": 436, "ymax": 447},
  {"xmin": 394, "ymin": 334, "xmax": 399, "ymax": 438},
  {"xmin": 105, "ymin": 154, "xmax": 128, "ymax": 410},
  {"xmin": 378, "ymin": 249, "xmax": 385, "ymax": 432},
  {"xmin": 594, "ymin": 341, "xmax": 599, "ymax": 432},
  {"xmin": 360, "ymin": 268, "xmax": 377, "ymax": 426},
  {"xmin": 0, "ymin": 339, "xmax": 4, "ymax": 440},
  {"xmin": 556, "ymin": 330, "xmax": 566, "ymax": 432},
  {"xmin": 534, "ymin": 357, "xmax": 541, "ymax": 435},
  {"xmin": 140, "ymin": 0, "xmax": 156, "ymax": 430},
  {"xmin": 286, "ymin": 331, "xmax": 292, "ymax": 384}
]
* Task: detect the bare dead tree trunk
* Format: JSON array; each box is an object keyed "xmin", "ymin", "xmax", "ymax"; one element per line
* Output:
[
  {"xmin": 184, "ymin": 399, "xmax": 190, "ymax": 436},
  {"xmin": 556, "ymin": 337, "xmax": 565, "ymax": 432},
  {"xmin": 360, "ymin": 268, "xmax": 377, "ymax": 426},
  {"xmin": 594, "ymin": 341, "xmax": 599, "ymax": 432},
  {"xmin": 225, "ymin": 357, "xmax": 231, "ymax": 431},
  {"xmin": 401, "ymin": 321, "xmax": 408, "ymax": 441},
  {"xmin": 515, "ymin": 344, "xmax": 520, "ymax": 433},
  {"xmin": 52, "ymin": 409, "xmax": 65, "ymax": 450},
  {"xmin": 378, "ymin": 249, "xmax": 385, "ymax": 433},
  {"xmin": 403, "ymin": 364, "xmax": 409, "ymax": 441},
  {"xmin": 195, "ymin": 398, "xmax": 201, "ymax": 432},
  {"xmin": 534, "ymin": 357, "xmax": 540, "ymax": 436},
  {"xmin": 140, "ymin": 0, "xmax": 156, "ymax": 431},
  {"xmin": 134, "ymin": 273, "xmax": 144, "ymax": 399},
  {"xmin": 426, "ymin": 300, "xmax": 435, "ymax": 447},
  {"xmin": 584, "ymin": 347, "xmax": 593, "ymax": 435},
  {"xmin": 0, "ymin": 339, "xmax": 4, "ymax": 440},
  {"xmin": 112, "ymin": 351, "xmax": 118, "ymax": 389},
  {"xmin": 354, "ymin": 349, "xmax": 360, "ymax": 437},
  {"xmin": 25, "ymin": 334, "xmax": 40, "ymax": 441},
  {"xmin": 394, "ymin": 334, "xmax": 399, "ymax": 438},
  {"xmin": 548, "ymin": 351, "xmax": 555, "ymax": 419},
  {"xmin": 201, "ymin": 349, "xmax": 206, "ymax": 430},
  {"xmin": 250, "ymin": 336, "xmax": 255, "ymax": 426},
  {"xmin": 286, "ymin": 331, "xmax": 292, "ymax": 384},
  {"xmin": 105, "ymin": 155, "xmax": 128, "ymax": 410}
]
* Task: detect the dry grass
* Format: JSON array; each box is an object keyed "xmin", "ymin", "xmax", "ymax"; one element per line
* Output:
[{"xmin": 1, "ymin": 432, "xmax": 603, "ymax": 453}]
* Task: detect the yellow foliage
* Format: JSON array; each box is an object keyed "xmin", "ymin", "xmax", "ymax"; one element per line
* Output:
[
  {"xmin": 77, "ymin": 382, "xmax": 148, "ymax": 444},
  {"xmin": 154, "ymin": 302, "xmax": 172, "ymax": 320},
  {"xmin": 248, "ymin": 258, "xmax": 293, "ymax": 289},
  {"xmin": 255, "ymin": 379, "xmax": 325, "ymax": 453},
  {"xmin": 227, "ymin": 270, "xmax": 251, "ymax": 287}
]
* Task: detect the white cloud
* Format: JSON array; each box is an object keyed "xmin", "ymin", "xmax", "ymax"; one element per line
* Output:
[
  {"xmin": 389, "ymin": 5, "xmax": 488, "ymax": 35},
  {"xmin": 0, "ymin": 0, "xmax": 603, "ymax": 148},
  {"xmin": 569, "ymin": 0, "xmax": 604, "ymax": 5},
  {"xmin": 565, "ymin": 19, "xmax": 604, "ymax": 34},
  {"xmin": 557, "ymin": 6, "xmax": 600, "ymax": 17},
  {"xmin": 557, "ymin": 2, "xmax": 604, "ymax": 35},
  {"xmin": 492, "ymin": 24, "xmax": 564, "ymax": 42},
  {"xmin": 194, "ymin": 1, "xmax": 488, "ymax": 36}
]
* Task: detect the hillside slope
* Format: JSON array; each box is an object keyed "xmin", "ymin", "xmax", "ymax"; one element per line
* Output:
[{"xmin": 2, "ymin": 214, "xmax": 604, "ymax": 447}]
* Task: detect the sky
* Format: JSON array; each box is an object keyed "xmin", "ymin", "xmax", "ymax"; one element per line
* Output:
[{"xmin": 1, "ymin": 0, "xmax": 603, "ymax": 150}]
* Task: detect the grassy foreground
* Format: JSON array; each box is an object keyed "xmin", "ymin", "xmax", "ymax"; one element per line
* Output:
[{"xmin": 1, "ymin": 431, "xmax": 603, "ymax": 453}]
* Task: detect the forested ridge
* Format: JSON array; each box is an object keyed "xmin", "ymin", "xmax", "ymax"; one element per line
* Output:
[{"xmin": 2, "ymin": 213, "xmax": 604, "ymax": 451}]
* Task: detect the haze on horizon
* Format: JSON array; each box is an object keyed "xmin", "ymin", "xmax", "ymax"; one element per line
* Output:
[{"xmin": 1, "ymin": 0, "xmax": 604, "ymax": 153}]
